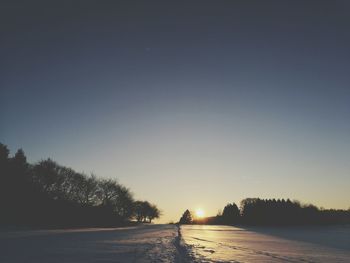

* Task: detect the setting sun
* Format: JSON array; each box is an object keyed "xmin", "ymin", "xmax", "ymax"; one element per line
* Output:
[{"xmin": 195, "ymin": 209, "xmax": 205, "ymax": 218}]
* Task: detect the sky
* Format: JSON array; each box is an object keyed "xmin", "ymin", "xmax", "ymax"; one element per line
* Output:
[{"xmin": 1, "ymin": 1, "xmax": 350, "ymax": 222}]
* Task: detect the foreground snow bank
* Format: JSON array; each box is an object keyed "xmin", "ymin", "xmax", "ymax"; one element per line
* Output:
[{"xmin": 0, "ymin": 224, "xmax": 188, "ymax": 263}]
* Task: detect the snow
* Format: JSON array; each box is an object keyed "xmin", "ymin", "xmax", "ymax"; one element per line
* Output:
[
  {"xmin": 1, "ymin": 224, "xmax": 350, "ymax": 262},
  {"xmin": 0, "ymin": 224, "xmax": 184, "ymax": 263},
  {"xmin": 180, "ymin": 225, "xmax": 350, "ymax": 262}
]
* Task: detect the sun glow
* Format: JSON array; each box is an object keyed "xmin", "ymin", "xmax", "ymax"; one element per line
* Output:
[{"xmin": 195, "ymin": 209, "xmax": 205, "ymax": 218}]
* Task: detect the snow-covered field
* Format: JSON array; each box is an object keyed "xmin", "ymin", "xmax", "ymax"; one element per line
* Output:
[
  {"xmin": 181, "ymin": 225, "xmax": 350, "ymax": 262},
  {"xmin": 0, "ymin": 224, "xmax": 183, "ymax": 263},
  {"xmin": 1, "ymin": 224, "xmax": 350, "ymax": 262}
]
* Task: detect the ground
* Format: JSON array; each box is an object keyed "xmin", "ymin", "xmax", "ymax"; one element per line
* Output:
[
  {"xmin": 0, "ymin": 224, "xmax": 185, "ymax": 263},
  {"xmin": 1, "ymin": 224, "xmax": 349, "ymax": 262},
  {"xmin": 181, "ymin": 225, "xmax": 350, "ymax": 263}
]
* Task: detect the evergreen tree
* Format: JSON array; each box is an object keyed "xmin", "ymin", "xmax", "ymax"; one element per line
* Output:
[
  {"xmin": 222, "ymin": 203, "xmax": 240, "ymax": 224},
  {"xmin": 179, "ymin": 209, "xmax": 193, "ymax": 224}
]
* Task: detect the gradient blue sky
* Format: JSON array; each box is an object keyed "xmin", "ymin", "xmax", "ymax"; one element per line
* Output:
[{"xmin": 1, "ymin": 1, "xmax": 350, "ymax": 222}]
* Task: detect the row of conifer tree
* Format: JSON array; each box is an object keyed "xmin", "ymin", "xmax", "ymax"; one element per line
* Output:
[{"xmin": 180, "ymin": 198, "xmax": 350, "ymax": 225}]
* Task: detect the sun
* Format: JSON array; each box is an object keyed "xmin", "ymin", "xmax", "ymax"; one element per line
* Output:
[{"xmin": 195, "ymin": 209, "xmax": 205, "ymax": 218}]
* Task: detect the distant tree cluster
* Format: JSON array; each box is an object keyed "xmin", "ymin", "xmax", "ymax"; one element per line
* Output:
[
  {"xmin": 0, "ymin": 143, "xmax": 160, "ymax": 227},
  {"xmin": 179, "ymin": 198, "xmax": 350, "ymax": 226}
]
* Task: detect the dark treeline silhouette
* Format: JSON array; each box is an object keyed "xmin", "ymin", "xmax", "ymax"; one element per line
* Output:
[
  {"xmin": 0, "ymin": 143, "xmax": 160, "ymax": 227},
  {"xmin": 180, "ymin": 198, "xmax": 350, "ymax": 226}
]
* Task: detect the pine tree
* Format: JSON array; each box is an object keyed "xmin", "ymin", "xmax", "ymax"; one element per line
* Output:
[{"xmin": 179, "ymin": 209, "xmax": 193, "ymax": 224}]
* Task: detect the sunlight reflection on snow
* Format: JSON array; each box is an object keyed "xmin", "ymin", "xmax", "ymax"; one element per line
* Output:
[{"xmin": 181, "ymin": 225, "xmax": 350, "ymax": 262}]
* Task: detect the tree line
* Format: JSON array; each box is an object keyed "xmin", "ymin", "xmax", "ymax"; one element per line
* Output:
[
  {"xmin": 179, "ymin": 198, "xmax": 350, "ymax": 226},
  {"xmin": 0, "ymin": 143, "xmax": 160, "ymax": 227}
]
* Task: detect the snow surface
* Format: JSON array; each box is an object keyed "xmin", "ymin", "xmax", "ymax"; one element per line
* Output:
[
  {"xmin": 1, "ymin": 224, "xmax": 350, "ymax": 262},
  {"xmin": 0, "ymin": 224, "xmax": 185, "ymax": 263},
  {"xmin": 180, "ymin": 225, "xmax": 350, "ymax": 262}
]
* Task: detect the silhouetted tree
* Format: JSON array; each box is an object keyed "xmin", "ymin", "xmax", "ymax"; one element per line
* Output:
[
  {"xmin": 147, "ymin": 204, "xmax": 161, "ymax": 223},
  {"xmin": 134, "ymin": 201, "xmax": 147, "ymax": 222},
  {"xmin": 10, "ymin": 148, "xmax": 30, "ymax": 200},
  {"xmin": 0, "ymin": 143, "xmax": 9, "ymax": 162},
  {"xmin": 75, "ymin": 173, "xmax": 99, "ymax": 206},
  {"xmin": 0, "ymin": 142, "xmax": 161, "ymax": 227},
  {"xmin": 179, "ymin": 209, "xmax": 193, "ymax": 224},
  {"xmin": 188, "ymin": 198, "xmax": 350, "ymax": 226},
  {"xmin": 31, "ymin": 159, "xmax": 62, "ymax": 197},
  {"xmin": 222, "ymin": 203, "xmax": 240, "ymax": 225},
  {"xmin": 133, "ymin": 201, "xmax": 160, "ymax": 223},
  {"xmin": 111, "ymin": 185, "xmax": 134, "ymax": 220},
  {"xmin": 96, "ymin": 179, "xmax": 120, "ymax": 206},
  {"xmin": 0, "ymin": 145, "xmax": 28, "ymax": 224},
  {"xmin": 238, "ymin": 198, "xmax": 350, "ymax": 225}
]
